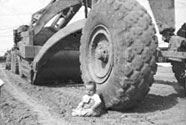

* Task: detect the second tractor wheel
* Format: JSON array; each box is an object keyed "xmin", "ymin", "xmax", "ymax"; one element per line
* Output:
[
  {"xmin": 11, "ymin": 51, "xmax": 19, "ymax": 74},
  {"xmin": 171, "ymin": 61, "xmax": 186, "ymax": 89},
  {"xmin": 5, "ymin": 52, "xmax": 11, "ymax": 70},
  {"xmin": 80, "ymin": 0, "xmax": 158, "ymax": 110},
  {"xmin": 17, "ymin": 56, "xmax": 24, "ymax": 77}
]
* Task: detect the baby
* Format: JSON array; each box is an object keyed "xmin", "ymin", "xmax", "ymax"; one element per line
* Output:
[{"xmin": 72, "ymin": 81, "xmax": 103, "ymax": 117}]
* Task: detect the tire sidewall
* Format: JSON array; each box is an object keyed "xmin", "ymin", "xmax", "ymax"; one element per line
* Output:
[{"xmin": 81, "ymin": 5, "xmax": 122, "ymax": 106}]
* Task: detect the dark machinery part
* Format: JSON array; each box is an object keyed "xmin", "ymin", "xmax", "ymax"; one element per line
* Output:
[
  {"xmin": 9, "ymin": 0, "xmax": 83, "ymax": 84},
  {"xmin": 171, "ymin": 61, "xmax": 186, "ymax": 96},
  {"xmin": 174, "ymin": 24, "xmax": 186, "ymax": 95},
  {"xmin": 158, "ymin": 23, "xmax": 186, "ymax": 95}
]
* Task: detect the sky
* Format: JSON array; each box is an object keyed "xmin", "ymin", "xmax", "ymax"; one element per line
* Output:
[
  {"xmin": 0, "ymin": 0, "xmax": 186, "ymax": 56},
  {"xmin": 0, "ymin": 0, "xmax": 50, "ymax": 56}
]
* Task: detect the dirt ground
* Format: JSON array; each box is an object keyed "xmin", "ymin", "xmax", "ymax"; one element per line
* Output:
[{"xmin": 0, "ymin": 62, "xmax": 185, "ymax": 125}]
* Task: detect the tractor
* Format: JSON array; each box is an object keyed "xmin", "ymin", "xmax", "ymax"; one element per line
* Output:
[{"xmin": 5, "ymin": 0, "xmax": 186, "ymax": 110}]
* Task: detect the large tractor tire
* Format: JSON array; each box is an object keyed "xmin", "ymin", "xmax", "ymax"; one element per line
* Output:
[
  {"xmin": 80, "ymin": 0, "xmax": 158, "ymax": 110},
  {"xmin": 171, "ymin": 61, "xmax": 186, "ymax": 89}
]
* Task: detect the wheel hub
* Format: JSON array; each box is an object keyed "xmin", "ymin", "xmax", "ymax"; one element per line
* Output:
[
  {"xmin": 95, "ymin": 42, "xmax": 109, "ymax": 63},
  {"xmin": 88, "ymin": 25, "xmax": 113, "ymax": 83}
]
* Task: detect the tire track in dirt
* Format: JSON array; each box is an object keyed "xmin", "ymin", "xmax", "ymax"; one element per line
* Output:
[
  {"xmin": 0, "ymin": 69, "xmax": 111, "ymax": 125},
  {"xmin": 0, "ymin": 69, "xmax": 70, "ymax": 125}
]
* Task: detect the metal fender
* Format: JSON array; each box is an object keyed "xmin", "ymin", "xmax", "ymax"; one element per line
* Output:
[{"xmin": 32, "ymin": 19, "xmax": 86, "ymax": 81}]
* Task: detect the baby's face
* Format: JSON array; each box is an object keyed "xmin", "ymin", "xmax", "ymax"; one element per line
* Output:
[{"xmin": 85, "ymin": 85, "xmax": 95, "ymax": 96}]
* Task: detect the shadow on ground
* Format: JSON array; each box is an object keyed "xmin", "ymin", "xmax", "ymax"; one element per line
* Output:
[
  {"xmin": 35, "ymin": 80, "xmax": 84, "ymax": 88},
  {"xmin": 25, "ymin": 77, "xmax": 185, "ymax": 114},
  {"xmin": 122, "ymin": 80, "xmax": 185, "ymax": 113},
  {"xmin": 129, "ymin": 93, "xmax": 178, "ymax": 113},
  {"xmin": 155, "ymin": 80, "xmax": 185, "ymax": 97}
]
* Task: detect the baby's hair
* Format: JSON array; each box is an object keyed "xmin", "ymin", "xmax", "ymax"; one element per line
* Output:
[{"xmin": 86, "ymin": 81, "xmax": 96, "ymax": 90}]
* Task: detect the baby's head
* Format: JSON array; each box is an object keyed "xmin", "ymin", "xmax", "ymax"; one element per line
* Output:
[{"xmin": 85, "ymin": 81, "xmax": 96, "ymax": 96}]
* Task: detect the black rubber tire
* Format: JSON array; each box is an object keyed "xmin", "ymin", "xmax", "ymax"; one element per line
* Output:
[
  {"xmin": 80, "ymin": 0, "xmax": 158, "ymax": 110},
  {"xmin": 17, "ymin": 56, "xmax": 24, "ymax": 77},
  {"xmin": 10, "ymin": 51, "xmax": 19, "ymax": 74},
  {"xmin": 171, "ymin": 61, "xmax": 186, "ymax": 88},
  {"xmin": 5, "ymin": 53, "xmax": 11, "ymax": 70},
  {"xmin": 15, "ymin": 56, "xmax": 19, "ymax": 74}
]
